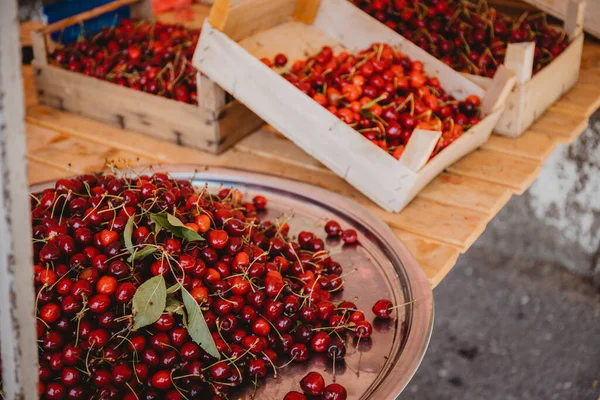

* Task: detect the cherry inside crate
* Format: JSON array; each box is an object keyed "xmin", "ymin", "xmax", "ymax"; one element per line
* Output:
[
  {"xmin": 30, "ymin": 0, "xmax": 263, "ymax": 154},
  {"xmin": 350, "ymin": 0, "xmax": 586, "ymax": 137},
  {"xmin": 192, "ymin": 0, "xmax": 515, "ymax": 213}
]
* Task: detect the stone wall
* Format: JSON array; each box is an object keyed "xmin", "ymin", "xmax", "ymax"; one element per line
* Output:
[{"xmin": 475, "ymin": 109, "xmax": 600, "ymax": 286}]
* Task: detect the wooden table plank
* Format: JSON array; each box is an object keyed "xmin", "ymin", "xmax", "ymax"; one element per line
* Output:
[
  {"xmin": 527, "ymin": 107, "xmax": 589, "ymax": 144},
  {"xmin": 418, "ymin": 173, "xmax": 512, "ymax": 215},
  {"xmin": 482, "ymin": 131, "xmax": 558, "ymax": 161},
  {"xmin": 549, "ymin": 83, "xmax": 600, "ymax": 117},
  {"xmin": 395, "ymin": 230, "xmax": 460, "ymax": 287},
  {"xmin": 375, "ymin": 197, "xmax": 488, "ymax": 251},
  {"xmin": 446, "ymin": 149, "xmax": 541, "ymax": 194}
]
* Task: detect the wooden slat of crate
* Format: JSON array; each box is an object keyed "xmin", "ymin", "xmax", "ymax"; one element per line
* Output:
[
  {"xmin": 22, "ymin": 66, "xmax": 37, "ymax": 108},
  {"xmin": 446, "ymin": 149, "xmax": 542, "ymax": 194},
  {"xmin": 482, "ymin": 131, "xmax": 558, "ymax": 161},
  {"xmin": 155, "ymin": 4, "xmax": 211, "ymax": 29},
  {"xmin": 27, "ymin": 159, "xmax": 69, "ymax": 185},
  {"xmin": 527, "ymin": 107, "xmax": 589, "ymax": 143},
  {"xmin": 27, "ymin": 105, "xmax": 487, "ymax": 249}
]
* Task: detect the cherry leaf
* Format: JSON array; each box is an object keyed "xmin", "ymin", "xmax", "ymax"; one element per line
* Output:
[
  {"xmin": 132, "ymin": 274, "xmax": 167, "ymax": 330},
  {"xmin": 166, "ymin": 284, "xmax": 181, "ymax": 294},
  {"xmin": 124, "ymin": 215, "xmax": 135, "ymax": 254},
  {"xmin": 181, "ymin": 287, "xmax": 220, "ymax": 359},
  {"xmin": 165, "ymin": 295, "xmax": 184, "ymax": 316},
  {"xmin": 127, "ymin": 245, "xmax": 157, "ymax": 263},
  {"xmin": 151, "ymin": 213, "xmax": 204, "ymax": 242}
]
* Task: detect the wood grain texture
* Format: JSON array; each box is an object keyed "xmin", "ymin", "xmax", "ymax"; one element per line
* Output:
[
  {"xmin": 447, "ymin": 150, "xmax": 542, "ymax": 194},
  {"xmin": 0, "ymin": 2, "xmax": 39, "ymax": 398},
  {"xmin": 210, "ymin": 0, "xmax": 297, "ymax": 41},
  {"xmin": 395, "ymin": 230, "xmax": 460, "ymax": 287},
  {"xmin": 527, "ymin": 107, "xmax": 589, "ymax": 143},
  {"xmin": 482, "ymin": 131, "xmax": 558, "ymax": 161},
  {"xmin": 550, "ymin": 83, "xmax": 600, "ymax": 117},
  {"xmin": 293, "ymin": 0, "xmax": 321, "ymax": 24},
  {"xmin": 418, "ymin": 173, "xmax": 513, "ymax": 215},
  {"xmin": 28, "ymin": 159, "xmax": 69, "ymax": 184}
]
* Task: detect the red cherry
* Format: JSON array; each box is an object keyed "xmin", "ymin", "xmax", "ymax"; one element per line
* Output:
[
  {"xmin": 300, "ymin": 371, "xmax": 326, "ymax": 396},
  {"xmin": 341, "ymin": 229, "xmax": 358, "ymax": 244},
  {"xmin": 324, "ymin": 383, "xmax": 348, "ymax": 400},
  {"xmin": 372, "ymin": 298, "xmax": 393, "ymax": 319},
  {"xmin": 151, "ymin": 370, "xmax": 172, "ymax": 390}
]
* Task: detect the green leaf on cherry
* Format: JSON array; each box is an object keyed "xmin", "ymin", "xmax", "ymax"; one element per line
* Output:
[
  {"xmin": 166, "ymin": 284, "xmax": 181, "ymax": 294},
  {"xmin": 150, "ymin": 213, "xmax": 204, "ymax": 242},
  {"xmin": 165, "ymin": 294, "xmax": 184, "ymax": 316},
  {"xmin": 127, "ymin": 245, "xmax": 157, "ymax": 263},
  {"xmin": 124, "ymin": 215, "xmax": 135, "ymax": 254},
  {"xmin": 132, "ymin": 274, "xmax": 167, "ymax": 331},
  {"xmin": 181, "ymin": 287, "xmax": 220, "ymax": 359}
]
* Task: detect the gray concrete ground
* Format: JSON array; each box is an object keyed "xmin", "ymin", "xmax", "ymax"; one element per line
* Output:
[{"xmin": 402, "ymin": 248, "xmax": 600, "ymax": 400}]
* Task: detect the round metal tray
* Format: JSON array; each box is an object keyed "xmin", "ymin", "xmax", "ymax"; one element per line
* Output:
[{"xmin": 32, "ymin": 165, "xmax": 434, "ymax": 399}]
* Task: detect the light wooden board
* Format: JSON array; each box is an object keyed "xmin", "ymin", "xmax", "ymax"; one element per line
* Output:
[
  {"xmin": 394, "ymin": 230, "xmax": 460, "ymax": 288},
  {"xmin": 418, "ymin": 173, "xmax": 513, "ymax": 215},
  {"xmin": 482, "ymin": 131, "xmax": 558, "ymax": 161},
  {"xmin": 27, "ymin": 159, "xmax": 70, "ymax": 184},
  {"xmin": 446, "ymin": 150, "xmax": 542, "ymax": 194},
  {"xmin": 527, "ymin": 107, "xmax": 589, "ymax": 143},
  {"xmin": 549, "ymin": 83, "xmax": 600, "ymax": 117},
  {"xmin": 156, "ymin": 3, "xmax": 211, "ymax": 29}
]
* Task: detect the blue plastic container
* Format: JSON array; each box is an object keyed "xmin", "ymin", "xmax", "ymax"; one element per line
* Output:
[{"xmin": 43, "ymin": 0, "xmax": 131, "ymax": 45}]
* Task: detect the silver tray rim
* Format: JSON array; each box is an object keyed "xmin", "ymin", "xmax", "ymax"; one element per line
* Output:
[{"xmin": 30, "ymin": 164, "xmax": 434, "ymax": 399}]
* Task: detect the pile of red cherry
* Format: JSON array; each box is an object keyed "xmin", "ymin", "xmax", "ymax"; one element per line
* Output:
[
  {"xmin": 48, "ymin": 19, "xmax": 200, "ymax": 104},
  {"xmin": 29, "ymin": 172, "xmax": 400, "ymax": 399},
  {"xmin": 350, "ymin": 0, "xmax": 569, "ymax": 77},
  {"xmin": 262, "ymin": 44, "xmax": 481, "ymax": 159}
]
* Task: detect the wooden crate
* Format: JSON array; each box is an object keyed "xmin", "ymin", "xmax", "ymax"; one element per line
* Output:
[
  {"xmin": 193, "ymin": 0, "xmax": 516, "ymax": 213},
  {"xmin": 519, "ymin": 0, "xmax": 599, "ymax": 39},
  {"xmin": 30, "ymin": 0, "xmax": 263, "ymax": 154},
  {"xmin": 464, "ymin": 0, "xmax": 586, "ymax": 137},
  {"xmin": 346, "ymin": 0, "xmax": 586, "ymax": 138}
]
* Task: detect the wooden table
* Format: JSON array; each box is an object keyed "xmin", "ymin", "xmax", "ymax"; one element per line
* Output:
[{"xmin": 20, "ymin": 20, "xmax": 600, "ymax": 288}]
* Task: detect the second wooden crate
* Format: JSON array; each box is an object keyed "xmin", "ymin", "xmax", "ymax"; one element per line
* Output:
[
  {"xmin": 465, "ymin": 0, "xmax": 586, "ymax": 137},
  {"xmin": 193, "ymin": 0, "xmax": 515, "ymax": 212},
  {"xmin": 31, "ymin": 0, "xmax": 263, "ymax": 154}
]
